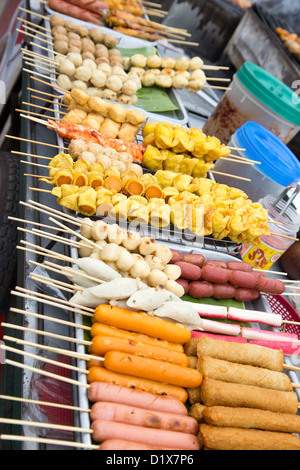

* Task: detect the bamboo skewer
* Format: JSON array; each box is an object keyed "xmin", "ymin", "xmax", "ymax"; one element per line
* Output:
[
  {"xmin": 22, "ymin": 100, "xmax": 65, "ymax": 114},
  {"xmin": 31, "ymin": 94, "xmax": 68, "ymax": 107},
  {"xmin": 12, "ymin": 151, "xmax": 52, "ymax": 161},
  {"xmin": 16, "ymin": 107, "xmax": 60, "ymax": 121},
  {"xmin": 0, "ymin": 392, "xmax": 90, "ymax": 413},
  {"xmin": 270, "ymin": 232, "xmax": 299, "ymax": 242},
  {"xmin": 22, "ymin": 23, "xmax": 53, "ymax": 40},
  {"xmin": 8, "ymin": 216, "xmax": 69, "ymax": 233},
  {"xmin": 19, "ymin": 6, "xmax": 51, "ymax": 21},
  {"xmin": 17, "ymin": 28, "xmax": 54, "ymax": 46},
  {"xmin": 17, "ymin": 16, "xmax": 49, "ymax": 33},
  {"xmin": 0, "ymin": 344, "xmax": 89, "ymax": 376},
  {"xmin": 24, "ymin": 61, "xmax": 59, "ymax": 76},
  {"xmin": 0, "ymin": 434, "xmax": 98, "ymax": 450},
  {"xmin": 20, "ymin": 199, "xmax": 81, "ymax": 225},
  {"xmin": 5, "ymin": 359, "xmax": 89, "ymax": 388},
  {"xmin": 30, "ymin": 272, "xmax": 78, "ymax": 293},
  {"xmin": 21, "ymin": 48, "xmax": 59, "ymax": 65},
  {"xmin": 12, "ymin": 286, "xmax": 94, "ymax": 314},
  {"xmin": 5, "ymin": 135, "xmax": 65, "ymax": 151},
  {"xmin": 4, "ymin": 334, "xmax": 99, "ymax": 364}
]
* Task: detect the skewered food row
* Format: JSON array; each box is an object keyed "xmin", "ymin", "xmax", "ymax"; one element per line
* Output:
[
  {"xmin": 276, "ymin": 27, "xmax": 300, "ymax": 61},
  {"xmin": 49, "ymin": 14, "xmax": 147, "ymax": 103},
  {"xmin": 124, "ymin": 54, "xmax": 207, "ymax": 92},
  {"xmin": 61, "ymin": 88, "xmax": 145, "ymax": 140},
  {"xmin": 45, "ymin": 155, "xmax": 270, "ymax": 243},
  {"xmin": 67, "ymin": 139, "xmax": 141, "ymax": 172},
  {"xmin": 72, "ymin": 218, "xmax": 185, "ymax": 296},
  {"xmin": 48, "ymin": 120, "xmax": 145, "ymax": 162},
  {"xmin": 169, "ymin": 250, "xmax": 285, "ymax": 301},
  {"xmin": 185, "ymin": 336, "xmax": 300, "ymax": 450}
]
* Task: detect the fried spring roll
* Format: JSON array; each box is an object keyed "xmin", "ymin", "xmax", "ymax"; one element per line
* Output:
[
  {"xmin": 197, "ymin": 355, "xmax": 293, "ymax": 391},
  {"xmin": 189, "ymin": 403, "xmax": 206, "ymax": 423},
  {"xmin": 203, "ymin": 406, "xmax": 300, "ymax": 434},
  {"xmin": 200, "ymin": 378, "xmax": 298, "ymax": 414},
  {"xmin": 197, "ymin": 335, "xmax": 284, "ymax": 371},
  {"xmin": 199, "ymin": 423, "xmax": 300, "ymax": 450}
]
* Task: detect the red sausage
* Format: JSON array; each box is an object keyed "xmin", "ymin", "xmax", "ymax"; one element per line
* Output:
[
  {"xmin": 170, "ymin": 250, "xmax": 182, "ymax": 264},
  {"xmin": 188, "ymin": 281, "xmax": 215, "ymax": 298},
  {"xmin": 87, "ymin": 382, "xmax": 188, "ymax": 415},
  {"xmin": 213, "ymin": 284, "xmax": 236, "ymax": 299},
  {"xmin": 181, "ymin": 253, "xmax": 206, "ymax": 267},
  {"xmin": 256, "ymin": 277, "xmax": 285, "ymax": 295},
  {"xmin": 90, "ymin": 402, "xmax": 199, "ymax": 434},
  {"xmin": 229, "ymin": 270, "xmax": 258, "ymax": 289},
  {"xmin": 99, "ymin": 439, "xmax": 182, "ymax": 450},
  {"xmin": 234, "ymin": 287, "xmax": 261, "ymax": 302},
  {"xmin": 176, "ymin": 279, "xmax": 190, "ymax": 294},
  {"xmin": 91, "ymin": 420, "xmax": 200, "ymax": 450},
  {"xmin": 204, "ymin": 260, "xmax": 227, "ymax": 269},
  {"xmin": 201, "ymin": 264, "xmax": 231, "ymax": 284},
  {"xmin": 226, "ymin": 261, "xmax": 253, "ymax": 272},
  {"xmin": 175, "ymin": 261, "xmax": 202, "ymax": 281}
]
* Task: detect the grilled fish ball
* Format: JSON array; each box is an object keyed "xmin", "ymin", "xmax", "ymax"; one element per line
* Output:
[
  {"xmin": 146, "ymin": 54, "xmax": 162, "ymax": 69},
  {"xmin": 59, "ymin": 58, "xmax": 76, "ymax": 77},
  {"xmin": 57, "ymin": 74, "xmax": 72, "ymax": 91},
  {"xmin": 90, "ymin": 27, "xmax": 104, "ymax": 44},
  {"xmin": 67, "ymin": 52, "xmax": 82, "ymax": 67},
  {"xmin": 50, "ymin": 14, "xmax": 65, "ymax": 27},
  {"xmin": 103, "ymin": 33, "xmax": 118, "ymax": 48},
  {"xmin": 53, "ymin": 40, "xmax": 69, "ymax": 55}
]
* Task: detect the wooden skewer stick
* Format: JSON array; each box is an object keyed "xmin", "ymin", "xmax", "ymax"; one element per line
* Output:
[
  {"xmin": 16, "ymin": 107, "xmax": 60, "ymax": 121},
  {"xmin": 253, "ymin": 268, "xmax": 287, "ymax": 276},
  {"xmin": 204, "ymin": 85, "xmax": 231, "ymax": 91},
  {"xmin": 228, "ymin": 154, "xmax": 261, "ymax": 165},
  {"xmin": 30, "ymin": 273, "xmax": 78, "ymax": 293},
  {"xmin": 23, "ymin": 68, "xmax": 58, "ymax": 83},
  {"xmin": 24, "ymin": 60, "xmax": 59, "ymax": 76},
  {"xmin": 0, "ymin": 344, "xmax": 89, "ymax": 376},
  {"xmin": 17, "ymin": 28, "xmax": 54, "ymax": 46},
  {"xmin": 165, "ymin": 39, "xmax": 199, "ymax": 47},
  {"xmin": 0, "ymin": 434, "xmax": 98, "ymax": 450},
  {"xmin": 4, "ymin": 334, "xmax": 99, "ymax": 363},
  {"xmin": 13, "ymin": 286, "xmax": 94, "ymax": 314},
  {"xmin": 270, "ymin": 232, "xmax": 299, "ymax": 242},
  {"xmin": 4, "ymin": 358, "xmax": 89, "ymax": 388},
  {"xmin": 20, "ymin": 113, "xmax": 54, "ymax": 128},
  {"xmin": 202, "ymin": 65, "xmax": 230, "ymax": 71},
  {"xmin": 21, "ymin": 199, "xmax": 81, "ymax": 225},
  {"xmin": 29, "ymin": 75, "xmax": 67, "ymax": 93},
  {"xmin": 19, "ymin": 6, "xmax": 50, "ymax": 21},
  {"xmin": 206, "ymin": 77, "xmax": 231, "ymax": 83},
  {"xmin": 21, "ymin": 48, "xmax": 59, "ymax": 65},
  {"xmin": 22, "ymin": 23, "xmax": 53, "ymax": 40},
  {"xmin": 18, "ymin": 226, "xmax": 93, "ymax": 251},
  {"xmin": 2, "ymin": 321, "xmax": 91, "ymax": 346},
  {"xmin": 22, "ymin": 101, "xmax": 65, "ymax": 114},
  {"xmin": 12, "ymin": 151, "xmax": 52, "ymax": 161},
  {"xmin": 49, "ymin": 216, "xmax": 103, "ymax": 251},
  {"xmin": 17, "ymin": 16, "xmax": 49, "ymax": 33},
  {"xmin": 31, "ymin": 94, "xmax": 68, "ymax": 107},
  {"xmin": 39, "ymin": 259, "xmax": 107, "ymax": 287},
  {"xmin": 6, "ymin": 135, "xmax": 65, "ymax": 150},
  {"xmin": 219, "ymin": 157, "xmax": 255, "ymax": 165},
  {"xmin": 8, "ymin": 216, "xmax": 69, "ymax": 232},
  {"xmin": 0, "ymin": 392, "xmax": 90, "ymax": 413},
  {"xmin": 29, "ymin": 41, "xmax": 64, "ymax": 57},
  {"xmin": 211, "ymin": 170, "xmax": 251, "ymax": 182}
]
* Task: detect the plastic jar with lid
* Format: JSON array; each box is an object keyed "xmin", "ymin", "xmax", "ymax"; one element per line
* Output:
[
  {"xmin": 213, "ymin": 121, "xmax": 300, "ymax": 201},
  {"xmin": 241, "ymin": 194, "xmax": 300, "ymax": 270},
  {"xmin": 203, "ymin": 62, "xmax": 300, "ymax": 144}
]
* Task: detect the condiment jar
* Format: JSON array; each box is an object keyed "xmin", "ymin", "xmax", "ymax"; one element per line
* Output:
[
  {"xmin": 241, "ymin": 193, "xmax": 300, "ymax": 270},
  {"xmin": 203, "ymin": 62, "xmax": 300, "ymax": 144}
]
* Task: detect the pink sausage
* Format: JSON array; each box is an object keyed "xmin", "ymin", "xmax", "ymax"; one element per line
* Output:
[
  {"xmin": 234, "ymin": 287, "xmax": 261, "ymax": 302},
  {"xmin": 88, "ymin": 382, "xmax": 188, "ymax": 415},
  {"xmin": 91, "ymin": 420, "xmax": 200, "ymax": 450},
  {"xmin": 201, "ymin": 265, "xmax": 231, "ymax": 284},
  {"xmin": 170, "ymin": 250, "xmax": 182, "ymax": 264},
  {"xmin": 181, "ymin": 253, "xmax": 206, "ymax": 267},
  {"xmin": 175, "ymin": 261, "xmax": 202, "ymax": 281},
  {"xmin": 176, "ymin": 279, "xmax": 190, "ymax": 294},
  {"xmin": 90, "ymin": 402, "xmax": 199, "ymax": 434},
  {"xmin": 226, "ymin": 261, "xmax": 253, "ymax": 272},
  {"xmin": 213, "ymin": 283, "xmax": 236, "ymax": 299},
  {"xmin": 188, "ymin": 281, "xmax": 215, "ymax": 298},
  {"xmin": 229, "ymin": 270, "xmax": 258, "ymax": 289},
  {"xmin": 256, "ymin": 276, "xmax": 285, "ymax": 295},
  {"xmin": 99, "ymin": 439, "xmax": 183, "ymax": 450},
  {"xmin": 204, "ymin": 260, "xmax": 227, "ymax": 269}
]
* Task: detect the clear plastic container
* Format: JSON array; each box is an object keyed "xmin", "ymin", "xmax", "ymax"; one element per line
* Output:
[
  {"xmin": 213, "ymin": 121, "xmax": 300, "ymax": 201},
  {"xmin": 241, "ymin": 194, "xmax": 300, "ymax": 270},
  {"xmin": 203, "ymin": 62, "xmax": 300, "ymax": 144}
]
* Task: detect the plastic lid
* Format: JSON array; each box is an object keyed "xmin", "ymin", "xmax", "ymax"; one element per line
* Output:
[
  {"xmin": 236, "ymin": 62, "xmax": 300, "ymax": 126},
  {"xmin": 235, "ymin": 121, "xmax": 300, "ymax": 187}
]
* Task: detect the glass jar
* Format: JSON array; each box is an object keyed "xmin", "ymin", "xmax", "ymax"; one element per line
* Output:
[{"xmin": 241, "ymin": 194, "xmax": 300, "ymax": 270}]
